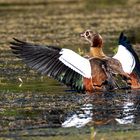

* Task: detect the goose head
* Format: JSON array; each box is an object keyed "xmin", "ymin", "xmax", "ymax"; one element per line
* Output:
[{"xmin": 80, "ymin": 30, "xmax": 103, "ymax": 48}]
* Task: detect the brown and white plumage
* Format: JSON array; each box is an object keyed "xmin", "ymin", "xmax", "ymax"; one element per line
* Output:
[
  {"xmin": 81, "ymin": 30, "xmax": 140, "ymax": 89},
  {"xmin": 10, "ymin": 33, "xmax": 130, "ymax": 94}
]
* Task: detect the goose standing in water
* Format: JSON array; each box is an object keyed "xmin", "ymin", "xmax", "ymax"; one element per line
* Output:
[{"xmin": 10, "ymin": 31, "xmax": 133, "ymax": 94}]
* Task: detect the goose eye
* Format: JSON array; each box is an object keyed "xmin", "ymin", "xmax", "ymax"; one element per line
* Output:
[{"xmin": 85, "ymin": 31, "xmax": 89, "ymax": 36}]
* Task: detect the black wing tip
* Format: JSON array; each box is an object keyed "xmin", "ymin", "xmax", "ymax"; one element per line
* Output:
[
  {"xmin": 12, "ymin": 38, "xmax": 22, "ymax": 43},
  {"xmin": 10, "ymin": 38, "xmax": 30, "ymax": 52},
  {"xmin": 119, "ymin": 32, "xmax": 124, "ymax": 44},
  {"xmin": 9, "ymin": 38, "xmax": 28, "ymax": 56},
  {"xmin": 10, "ymin": 38, "xmax": 20, "ymax": 46},
  {"xmin": 13, "ymin": 37, "xmax": 18, "ymax": 41},
  {"xmin": 120, "ymin": 32, "xmax": 124, "ymax": 37},
  {"xmin": 10, "ymin": 38, "xmax": 27, "ymax": 45},
  {"xmin": 119, "ymin": 32, "xmax": 125, "ymax": 42},
  {"xmin": 119, "ymin": 31, "xmax": 131, "ymax": 47}
]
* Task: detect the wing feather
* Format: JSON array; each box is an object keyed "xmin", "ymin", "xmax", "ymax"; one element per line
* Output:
[
  {"xmin": 113, "ymin": 33, "xmax": 136, "ymax": 74},
  {"xmin": 118, "ymin": 33, "xmax": 140, "ymax": 78},
  {"xmin": 59, "ymin": 49, "xmax": 91, "ymax": 78},
  {"xmin": 10, "ymin": 38, "xmax": 91, "ymax": 93}
]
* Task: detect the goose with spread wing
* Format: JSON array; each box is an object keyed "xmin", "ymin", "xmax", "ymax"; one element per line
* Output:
[
  {"xmin": 10, "ymin": 32, "xmax": 131, "ymax": 94},
  {"xmin": 81, "ymin": 30, "xmax": 140, "ymax": 89}
]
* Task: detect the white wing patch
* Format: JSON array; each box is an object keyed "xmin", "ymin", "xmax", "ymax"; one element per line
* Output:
[
  {"xmin": 59, "ymin": 49, "xmax": 91, "ymax": 78},
  {"xmin": 113, "ymin": 45, "xmax": 136, "ymax": 74}
]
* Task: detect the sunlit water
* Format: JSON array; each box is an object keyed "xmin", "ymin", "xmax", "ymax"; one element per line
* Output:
[
  {"xmin": 1, "ymin": 80, "xmax": 140, "ymax": 138},
  {"xmin": 0, "ymin": 0, "xmax": 140, "ymax": 139}
]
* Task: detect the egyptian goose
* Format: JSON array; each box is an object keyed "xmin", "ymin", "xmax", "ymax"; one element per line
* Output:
[
  {"xmin": 81, "ymin": 30, "xmax": 140, "ymax": 89},
  {"xmin": 10, "ymin": 33, "xmax": 130, "ymax": 94}
]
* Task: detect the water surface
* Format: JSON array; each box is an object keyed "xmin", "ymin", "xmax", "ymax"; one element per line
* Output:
[{"xmin": 0, "ymin": 0, "xmax": 140, "ymax": 139}]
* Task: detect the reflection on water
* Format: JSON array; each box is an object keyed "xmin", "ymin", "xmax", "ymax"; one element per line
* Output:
[
  {"xmin": 62, "ymin": 103, "xmax": 93, "ymax": 128},
  {"xmin": 62, "ymin": 91, "xmax": 140, "ymax": 128},
  {"xmin": 1, "ymin": 89, "xmax": 140, "ymax": 137},
  {"xmin": 115, "ymin": 101, "xmax": 135, "ymax": 124}
]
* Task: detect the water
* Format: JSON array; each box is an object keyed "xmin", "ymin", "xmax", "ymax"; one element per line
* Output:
[
  {"xmin": 0, "ymin": 0, "xmax": 140, "ymax": 139},
  {"xmin": 0, "ymin": 89, "xmax": 140, "ymax": 139}
]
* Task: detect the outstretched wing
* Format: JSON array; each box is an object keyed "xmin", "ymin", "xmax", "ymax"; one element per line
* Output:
[
  {"xmin": 10, "ymin": 38, "xmax": 91, "ymax": 92},
  {"xmin": 118, "ymin": 32, "xmax": 140, "ymax": 78},
  {"xmin": 113, "ymin": 32, "xmax": 136, "ymax": 74}
]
